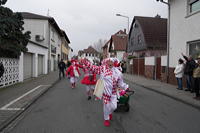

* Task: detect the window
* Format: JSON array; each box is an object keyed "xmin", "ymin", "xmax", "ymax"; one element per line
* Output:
[
  {"xmin": 188, "ymin": 40, "xmax": 200, "ymax": 58},
  {"xmin": 189, "ymin": 0, "xmax": 200, "ymax": 13},
  {"xmin": 137, "ymin": 35, "xmax": 142, "ymax": 44},
  {"xmin": 85, "ymin": 53, "xmax": 88, "ymax": 57},
  {"xmin": 131, "ymin": 37, "xmax": 134, "ymax": 46}
]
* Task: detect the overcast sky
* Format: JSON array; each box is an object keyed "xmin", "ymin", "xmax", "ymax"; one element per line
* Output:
[{"xmin": 5, "ymin": 0, "xmax": 167, "ymax": 55}]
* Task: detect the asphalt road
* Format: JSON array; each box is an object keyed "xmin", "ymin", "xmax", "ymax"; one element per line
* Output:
[{"xmin": 5, "ymin": 77, "xmax": 200, "ymax": 133}]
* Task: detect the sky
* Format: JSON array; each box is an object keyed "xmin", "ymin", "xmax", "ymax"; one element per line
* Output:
[{"xmin": 5, "ymin": 0, "xmax": 167, "ymax": 55}]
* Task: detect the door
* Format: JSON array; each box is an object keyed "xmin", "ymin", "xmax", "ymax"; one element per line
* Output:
[
  {"xmin": 38, "ymin": 55, "xmax": 44, "ymax": 75},
  {"xmin": 23, "ymin": 53, "xmax": 33, "ymax": 79}
]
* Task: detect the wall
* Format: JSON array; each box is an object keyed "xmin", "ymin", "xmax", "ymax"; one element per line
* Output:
[
  {"xmin": 49, "ymin": 25, "xmax": 62, "ymax": 71},
  {"xmin": 23, "ymin": 19, "xmax": 49, "ymax": 48},
  {"xmin": 19, "ymin": 42, "xmax": 48, "ymax": 81},
  {"xmin": 116, "ymin": 51, "xmax": 125, "ymax": 61},
  {"xmin": 145, "ymin": 56, "xmax": 155, "ymax": 79},
  {"xmin": 170, "ymin": 0, "xmax": 200, "ymax": 68},
  {"xmin": 0, "ymin": 58, "xmax": 19, "ymax": 88},
  {"xmin": 128, "ymin": 20, "xmax": 146, "ymax": 53}
]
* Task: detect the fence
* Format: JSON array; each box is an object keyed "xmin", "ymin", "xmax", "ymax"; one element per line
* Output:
[{"xmin": 0, "ymin": 58, "xmax": 19, "ymax": 88}]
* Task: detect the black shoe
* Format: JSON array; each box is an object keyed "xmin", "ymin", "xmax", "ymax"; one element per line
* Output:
[
  {"xmin": 190, "ymin": 90, "xmax": 194, "ymax": 93},
  {"xmin": 185, "ymin": 89, "xmax": 191, "ymax": 91},
  {"xmin": 177, "ymin": 88, "xmax": 183, "ymax": 90},
  {"xmin": 87, "ymin": 96, "xmax": 92, "ymax": 100}
]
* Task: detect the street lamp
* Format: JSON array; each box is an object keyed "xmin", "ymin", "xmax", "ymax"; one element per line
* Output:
[
  {"xmin": 116, "ymin": 14, "xmax": 130, "ymax": 33},
  {"xmin": 156, "ymin": 0, "xmax": 170, "ymax": 83}
]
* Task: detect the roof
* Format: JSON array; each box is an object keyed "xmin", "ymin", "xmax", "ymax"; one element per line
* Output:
[
  {"xmin": 102, "ymin": 40, "xmax": 110, "ymax": 49},
  {"xmin": 110, "ymin": 30, "xmax": 128, "ymax": 51},
  {"xmin": 20, "ymin": 12, "xmax": 63, "ymax": 36},
  {"xmin": 130, "ymin": 16, "xmax": 167, "ymax": 48},
  {"xmin": 78, "ymin": 46, "xmax": 99, "ymax": 56}
]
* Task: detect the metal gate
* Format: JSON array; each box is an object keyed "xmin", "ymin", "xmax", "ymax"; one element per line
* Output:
[{"xmin": 133, "ymin": 58, "xmax": 145, "ymax": 76}]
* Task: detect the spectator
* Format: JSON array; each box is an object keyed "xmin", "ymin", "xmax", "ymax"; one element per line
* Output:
[
  {"xmin": 0, "ymin": 62, "xmax": 4, "ymax": 78},
  {"xmin": 182, "ymin": 53, "xmax": 196, "ymax": 92},
  {"xmin": 193, "ymin": 55, "xmax": 200, "ymax": 100},
  {"xmin": 58, "ymin": 59, "xmax": 66, "ymax": 79},
  {"xmin": 174, "ymin": 59, "xmax": 184, "ymax": 90}
]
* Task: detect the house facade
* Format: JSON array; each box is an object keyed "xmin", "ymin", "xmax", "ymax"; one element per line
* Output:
[
  {"xmin": 78, "ymin": 46, "xmax": 100, "ymax": 64},
  {"xmin": 127, "ymin": 16, "xmax": 167, "ymax": 57},
  {"xmin": 127, "ymin": 16, "xmax": 167, "ymax": 79},
  {"xmin": 61, "ymin": 30, "xmax": 70, "ymax": 63},
  {"xmin": 19, "ymin": 12, "xmax": 63, "ymax": 81},
  {"xmin": 102, "ymin": 40, "xmax": 110, "ymax": 59},
  {"xmin": 166, "ymin": 0, "xmax": 200, "ymax": 84},
  {"xmin": 102, "ymin": 30, "xmax": 128, "ymax": 61}
]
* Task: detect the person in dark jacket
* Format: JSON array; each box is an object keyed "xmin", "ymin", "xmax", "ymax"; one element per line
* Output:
[
  {"xmin": 182, "ymin": 53, "xmax": 196, "ymax": 92},
  {"xmin": 0, "ymin": 62, "xmax": 4, "ymax": 78},
  {"xmin": 193, "ymin": 56, "xmax": 200, "ymax": 100},
  {"xmin": 58, "ymin": 59, "xmax": 66, "ymax": 79}
]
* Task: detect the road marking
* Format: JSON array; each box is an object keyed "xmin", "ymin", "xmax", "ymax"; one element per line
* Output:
[
  {"xmin": 0, "ymin": 85, "xmax": 50, "ymax": 111},
  {"xmin": 0, "ymin": 108, "xmax": 25, "ymax": 111}
]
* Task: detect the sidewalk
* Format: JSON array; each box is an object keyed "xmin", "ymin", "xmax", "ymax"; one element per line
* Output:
[
  {"xmin": 0, "ymin": 71, "xmax": 59, "ymax": 132},
  {"xmin": 123, "ymin": 73, "xmax": 200, "ymax": 110}
]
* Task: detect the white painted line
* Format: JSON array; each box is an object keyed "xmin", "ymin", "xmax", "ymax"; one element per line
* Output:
[
  {"xmin": 0, "ymin": 85, "xmax": 42, "ymax": 110},
  {"xmin": 0, "ymin": 108, "xmax": 25, "ymax": 111},
  {"xmin": 0, "ymin": 85, "xmax": 50, "ymax": 111}
]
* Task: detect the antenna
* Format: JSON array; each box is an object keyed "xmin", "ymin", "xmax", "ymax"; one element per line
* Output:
[{"xmin": 47, "ymin": 9, "xmax": 50, "ymax": 16}]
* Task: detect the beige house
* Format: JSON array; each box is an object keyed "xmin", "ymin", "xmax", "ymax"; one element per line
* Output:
[{"xmin": 61, "ymin": 30, "xmax": 70, "ymax": 63}]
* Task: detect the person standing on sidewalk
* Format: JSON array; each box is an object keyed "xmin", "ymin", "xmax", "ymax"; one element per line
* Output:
[
  {"xmin": 80, "ymin": 58, "xmax": 129, "ymax": 127},
  {"xmin": 174, "ymin": 59, "xmax": 184, "ymax": 90},
  {"xmin": 193, "ymin": 56, "xmax": 200, "ymax": 100},
  {"xmin": 182, "ymin": 53, "xmax": 196, "ymax": 92},
  {"xmin": 66, "ymin": 60, "xmax": 80, "ymax": 88},
  {"xmin": 58, "ymin": 59, "xmax": 66, "ymax": 79}
]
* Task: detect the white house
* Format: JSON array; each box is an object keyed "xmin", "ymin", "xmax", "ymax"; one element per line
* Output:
[
  {"xmin": 161, "ymin": 0, "xmax": 200, "ymax": 84},
  {"xmin": 169, "ymin": 0, "xmax": 200, "ymax": 68},
  {"xmin": 19, "ymin": 12, "xmax": 63, "ymax": 81},
  {"xmin": 103, "ymin": 30, "xmax": 128, "ymax": 61},
  {"xmin": 78, "ymin": 46, "xmax": 100, "ymax": 64}
]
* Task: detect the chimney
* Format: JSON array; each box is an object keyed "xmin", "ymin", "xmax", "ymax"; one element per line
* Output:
[
  {"xmin": 124, "ymin": 29, "xmax": 126, "ymax": 34},
  {"xmin": 155, "ymin": 14, "xmax": 161, "ymax": 18}
]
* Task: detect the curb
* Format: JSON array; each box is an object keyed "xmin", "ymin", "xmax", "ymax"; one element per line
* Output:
[
  {"xmin": 124, "ymin": 78, "xmax": 200, "ymax": 111},
  {"xmin": 0, "ymin": 78, "xmax": 60, "ymax": 132}
]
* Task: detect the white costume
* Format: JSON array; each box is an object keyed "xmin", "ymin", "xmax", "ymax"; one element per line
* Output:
[{"xmin": 81, "ymin": 59, "xmax": 129, "ymax": 121}]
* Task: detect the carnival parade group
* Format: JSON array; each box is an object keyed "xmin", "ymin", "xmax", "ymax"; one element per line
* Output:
[{"xmin": 59, "ymin": 58, "xmax": 131, "ymax": 127}]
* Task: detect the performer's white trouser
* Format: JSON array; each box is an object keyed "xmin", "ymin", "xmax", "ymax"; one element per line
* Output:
[
  {"xmin": 86, "ymin": 85, "xmax": 94, "ymax": 92},
  {"xmin": 103, "ymin": 94, "xmax": 117, "ymax": 120},
  {"xmin": 70, "ymin": 77, "xmax": 78, "ymax": 84}
]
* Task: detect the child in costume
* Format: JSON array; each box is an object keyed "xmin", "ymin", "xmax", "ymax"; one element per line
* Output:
[
  {"xmin": 66, "ymin": 60, "xmax": 81, "ymax": 88},
  {"xmin": 80, "ymin": 64, "xmax": 97, "ymax": 100},
  {"xmin": 80, "ymin": 58, "xmax": 129, "ymax": 127}
]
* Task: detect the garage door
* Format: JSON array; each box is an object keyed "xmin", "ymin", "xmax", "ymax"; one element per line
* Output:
[
  {"xmin": 51, "ymin": 55, "xmax": 55, "ymax": 71},
  {"xmin": 38, "ymin": 55, "xmax": 44, "ymax": 76},
  {"xmin": 23, "ymin": 53, "xmax": 33, "ymax": 79}
]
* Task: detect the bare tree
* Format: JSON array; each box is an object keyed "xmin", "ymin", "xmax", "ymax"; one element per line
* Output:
[{"xmin": 93, "ymin": 39, "xmax": 107, "ymax": 53}]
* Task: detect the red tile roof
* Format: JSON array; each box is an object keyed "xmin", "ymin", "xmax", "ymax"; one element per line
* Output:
[
  {"xmin": 78, "ymin": 46, "xmax": 99, "ymax": 56},
  {"xmin": 110, "ymin": 30, "xmax": 128, "ymax": 51}
]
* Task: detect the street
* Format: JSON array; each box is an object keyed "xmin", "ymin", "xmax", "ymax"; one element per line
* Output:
[{"xmin": 2, "ymin": 77, "xmax": 200, "ymax": 133}]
